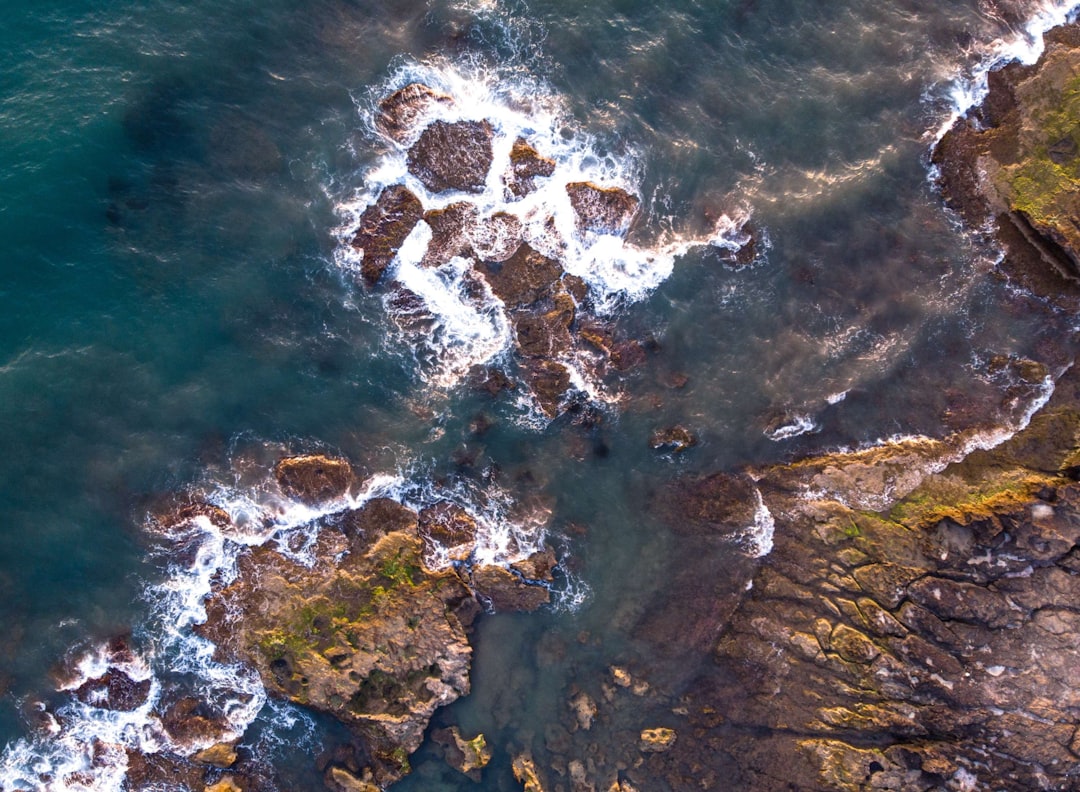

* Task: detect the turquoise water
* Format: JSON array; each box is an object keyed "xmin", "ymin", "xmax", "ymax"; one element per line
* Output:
[{"xmin": 1, "ymin": 0, "xmax": 1078, "ymax": 789}]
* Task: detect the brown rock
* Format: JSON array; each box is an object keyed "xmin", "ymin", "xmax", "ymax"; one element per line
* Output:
[
  {"xmin": 512, "ymin": 753, "xmax": 549, "ymax": 792},
  {"xmin": 376, "ymin": 83, "xmax": 453, "ymax": 143},
  {"xmin": 480, "ymin": 243, "xmax": 564, "ymax": 308},
  {"xmin": 471, "ymin": 564, "xmax": 550, "ymax": 611},
  {"xmin": 432, "ymin": 727, "xmax": 491, "ymax": 778},
  {"xmin": 659, "ymin": 472, "xmax": 758, "ymax": 535},
  {"xmin": 566, "ymin": 182, "xmax": 639, "ymax": 234},
  {"xmin": 159, "ymin": 695, "xmax": 230, "ymax": 747},
  {"xmin": 639, "ymin": 728, "xmax": 677, "ymax": 753},
  {"xmin": 333, "ymin": 498, "xmax": 419, "ymax": 552},
  {"xmin": 407, "ymin": 120, "xmax": 494, "ymax": 194},
  {"xmin": 351, "ymin": 185, "xmax": 424, "ymax": 286},
  {"xmin": 852, "ymin": 563, "xmax": 924, "ymax": 610},
  {"xmin": 193, "ymin": 742, "xmax": 238, "ymax": 768},
  {"xmin": 828, "ymin": 624, "xmax": 880, "ymax": 664},
  {"xmin": 204, "ymin": 778, "xmax": 243, "ymax": 792},
  {"xmin": 649, "ymin": 425, "xmax": 698, "ymax": 453},
  {"xmin": 525, "ymin": 359, "xmax": 572, "ymax": 418},
  {"xmin": 201, "ymin": 526, "xmax": 477, "ymax": 787},
  {"xmin": 513, "ymin": 301, "xmax": 574, "ymax": 359},
  {"xmin": 472, "ymin": 211, "xmax": 524, "ymax": 262},
  {"xmin": 421, "ymin": 202, "xmax": 479, "ymax": 268},
  {"xmin": 417, "ymin": 501, "xmax": 478, "ymax": 560},
  {"xmin": 325, "ymin": 765, "xmax": 380, "ymax": 792},
  {"xmin": 73, "ymin": 669, "xmax": 151, "ymax": 712},
  {"xmin": 506, "ymin": 137, "xmax": 556, "ymax": 197},
  {"xmin": 510, "ymin": 548, "xmax": 558, "ymax": 582},
  {"xmin": 274, "ymin": 454, "xmax": 354, "ymax": 505}
]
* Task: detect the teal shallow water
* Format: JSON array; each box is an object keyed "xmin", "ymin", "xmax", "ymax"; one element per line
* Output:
[{"xmin": 1, "ymin": 0, "xmax": 1078, "ymax": 789}]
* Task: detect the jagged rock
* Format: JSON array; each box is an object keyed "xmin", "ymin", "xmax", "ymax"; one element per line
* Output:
[
  {"xmin": 204, "ymin": 778, "xmax": 243, "ymax": 792},
  {"xmin": 193, "ymin": 742, "xmax": 238, "ymax": 768},
  {"xmin": 648, "ymin": 425, "xmax": 697, "ymax": 453},
  {"xmin": 417, "ymin": 501, "xmax": 478, "ymax": 561},
  {"xmin": 524, "ymin": 359, "xmax": 572, "ymax": 418},
  {"xmin": 407, "ymin": 120, "xmax": 494, "ymax": 194},
  {"xmin": 351, "ymin": 186, "xmax": 424, "ymax": 286},
  {"xmin": 432, "ymin": 727, "xmax": 491, "ymax": 779},
  {"xmin": 471, "ymin": 564, "xmax": 550, "ymax": 611},
  {"xmin": 506, "ymin": 137, "xmax": 556, "ymax": 197},
  {"xmin": 159, "ymin": 694, "xmax": 231, "ymax": 747},
  {"xmin": 510, "ymin": 548, "xmax": 558, "ymax": 582},
  {"xmin": 569, "ymin": 691, "xmax": 597, "ymax": 731},
  {"xmin": 933, "ymin": 23, "xmax": 1080, "ymax": 302},
  {"xmin": 566, "ymin": 182, "xmax": 639, "ymax": 234},
  {"xmin": 332, "ymin": 498, "xmax": 418, "ymax": 553},
  {"xmin": 472, "ymin": 211, "xmax": 524, "ymax": 262},
  {"xmin": 479, "ymin": 243, "xmax": 563, "ymax": 308},
  {"xmin": 512, "ymin": 753, "xmax": 548, "ymax": 792},
  {"xmin": 158, "ymin": 502, "xmax": 232, "ymax": 532},
  {"xmin": 638, "ymin": 728, "xmax": 677, "ymax": 753},
  {"xmin": 274, "ymin": 454, "xmax": 355, "ymax": 505},
  {"xmin": 74, "ymin": 669, "xmax": 151, "ymax": 712},
  {"xmin": 376, "ymin": 84, "xmax": 453, "ymax": 143},
  {"xmin": 200, "ymin": 518, "xmax": 478, "ymax": 787},
  {"xmin": 421, "ymin": 202, "xmax": 479, "ymax": 268},
  {"xmin": 513, "ymin": 297, "xmax": 575, "ymax": 359}
]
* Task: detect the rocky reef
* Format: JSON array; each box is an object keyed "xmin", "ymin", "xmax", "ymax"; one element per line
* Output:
[{"xmin": 344, "ymin": 83, "xmax": 751, "ymax": 418}]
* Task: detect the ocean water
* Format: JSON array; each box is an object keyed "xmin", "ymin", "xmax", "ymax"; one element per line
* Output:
[{"xmin": 1, "ymin": 0, "xmax": 1079, "ymax": 789}]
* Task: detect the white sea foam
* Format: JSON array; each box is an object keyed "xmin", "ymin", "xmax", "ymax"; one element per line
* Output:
[
  {"xmin": 764, "ymin": 413, "xmax": 820, "ymax": 442},
  {"xmin": 336, "ymin": 58, "xmax": 753, "ymax": 416},
  {"xmin": 0, "ymin": 447, "xmax": 557, "ymax": 790},
  {"xmin": 930, "ymin": 0, "xmax": 1080, "ymax": 143},
  {"xmin": 741, "ymin": 488, "xmax": 776, "ymax": 558}
]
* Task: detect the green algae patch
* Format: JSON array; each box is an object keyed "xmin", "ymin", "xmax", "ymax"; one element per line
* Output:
[
  {"xmin": 888, "ymin": 469, "xmax": 1057, "ymax": 528},
  {"xmin": 995, "ymin": 61, "xmax": 1080, "ymax": 247}
]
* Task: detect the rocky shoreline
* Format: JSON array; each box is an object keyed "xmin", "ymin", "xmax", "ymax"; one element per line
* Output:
[{"xmin": 24, "ymin": 22, "xmax": 1080, "ymax": 792}]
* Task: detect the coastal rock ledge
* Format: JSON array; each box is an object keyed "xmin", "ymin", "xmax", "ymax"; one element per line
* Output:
[
  {"xmin": 625, "ymin": 22, "xmax": 1080, "ymax": 792},
  {"xmin": 514, "ymin": 21, "xmax": 1080, "ymax": 792}
]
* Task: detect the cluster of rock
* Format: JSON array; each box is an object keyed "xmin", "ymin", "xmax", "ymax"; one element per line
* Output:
[
  {"xmin": 66, "ymin": 454, "xmax": 556, "ymax": 792},
  {"xmin": 350, "ymin": 84, "xmax": 654, "ymax": 416},
  {"xmin": 592, "ymin": 23, "xmax": 1080, "ymax": 791}
]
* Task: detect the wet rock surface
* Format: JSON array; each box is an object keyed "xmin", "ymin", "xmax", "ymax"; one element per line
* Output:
[
  {"xmin": 407, "ymin": 120, "xmax": 494, "ymax": 194},
  {"xmin": 350, "ymin": 186, "xmax": 424, "ymax": 286},
  {"xmin": 345, "ymin": 84, "xmax": 743, "ymax": 419},
  {"xmin": 273, "ymin": 454, "xmax": 355, "ymax": 505},
  {"xmin": 182, "ymin": 474, "xmax": 555, "ymax": 789},
  {"xmin": 933, "ymin": 22, "xmax": 1080, "ymax": 307}
]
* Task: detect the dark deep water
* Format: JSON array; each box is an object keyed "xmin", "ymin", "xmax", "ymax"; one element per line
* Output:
[{"xmin": 2, "ymin": 0, "xmax": 1079, "ymax": 789}]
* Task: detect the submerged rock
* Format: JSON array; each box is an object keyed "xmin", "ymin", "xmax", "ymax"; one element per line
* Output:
[
  {"xmin": 351, "ymin": 185, "xmax": 424, "ymax": 286},
  {"xmin": 274, "ymin": 454, "xmax": 355, "ymax": 505},
  {"xmin": 73, "ymin": 669, "xmax": 150, "ymax": 712},
  {"xmin": 376, "ymin": 83, "xmax": 453, "ymax": 144},
  {"xmin": 407, "ymin": 120, "xmax": 494, "ymax": 194},
  {"xmin": 648, "ymin": 425, "xmax": 697, "ymax": 453}
]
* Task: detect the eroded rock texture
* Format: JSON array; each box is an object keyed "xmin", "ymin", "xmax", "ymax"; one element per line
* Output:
[{"xmin": 933, "ymin": 23, "xmax": 1080, "ymax": 306}]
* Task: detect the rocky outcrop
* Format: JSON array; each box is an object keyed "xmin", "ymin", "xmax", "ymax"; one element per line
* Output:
[
  {"xmin": 407, "ymin": 120, "xmax": 494, "ymax": 194},
  {"xmin": 565, "ymin": 182, "xmax": 639, "ymax": 234},
  {"xmin": 933, "ymin": 23, "xmax": 1080, "ymax": 305},
  {"xmin": 345, "ymin": 85, "xmax": 690, "ymax": 419},
  {"xmin": 274, "ymin": 454, "xmax": 355, "ymax": 505},
  {"xmin": 376, "ymin": 83, "xmax": 453, "ymax": 144},
  {"xmin": 184, "ymin": 473, "xmax": 553, "ymax": 789},
  {"xmin": 506, "ymin": 137, "xmax": 556, "ymax": 197},
  {"xmin": 350, "ymin": 186, "xmax": 424, "ymax": 286}
]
